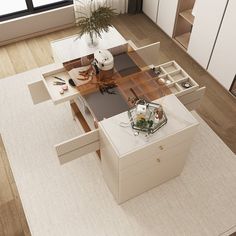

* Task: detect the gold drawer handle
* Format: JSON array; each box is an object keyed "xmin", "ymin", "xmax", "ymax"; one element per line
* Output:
[
  {"xmin": 159, "ymin": 145, "xmax": 164, "ymax": 150},
  {"xmin": 156, "ymin": 158, "xmax": 161, "ymax": 163}
]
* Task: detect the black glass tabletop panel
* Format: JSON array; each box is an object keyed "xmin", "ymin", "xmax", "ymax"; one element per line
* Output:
[{"xmin": 83, "ymin": 87, "xmax": 129, "ymax": 121}]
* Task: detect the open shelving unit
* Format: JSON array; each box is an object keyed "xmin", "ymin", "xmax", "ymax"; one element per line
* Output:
[
  {"xmin": 173, "ymin": 0, "xmax": 196, "ymax": 50},
  {"xmin": 179, "ymin": 9, "xmax": 194, "ymax": 25}
]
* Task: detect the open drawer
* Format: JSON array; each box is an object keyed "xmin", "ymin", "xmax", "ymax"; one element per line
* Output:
[
  {"xmin": 55, "ymin": 129, "xmax": 100, "ymax": 164},
  {"xmin": 28, "ymin": 66, "xmax": 80, "ymax": 105}
]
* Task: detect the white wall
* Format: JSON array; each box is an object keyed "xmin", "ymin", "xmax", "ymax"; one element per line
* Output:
[{"xmin": 0, "ymin": 5, "xmax": 75, "ymax": 46}]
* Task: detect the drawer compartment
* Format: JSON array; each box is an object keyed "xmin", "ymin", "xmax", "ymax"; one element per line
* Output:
[
  {"xmin": 119, "ymin": 125, "xmax": 197, "ymax": 170},
  {"xmin": 119, "ymin": 140, "xmax": 191, "ymax": 181},
  {"xmin": 160, "ymin": 61, "xmax": 179, "ymax": 73},
  {"xmin": 42, "ymin": 67, "xmax": 80, "ymax": 105},
  {"xmin": 169, "ymin": 69, "xmax": 188, "ymax": 81},
  {"xmin": 119, "ymin": 146, "xmax": 190, "ymax": 203}
]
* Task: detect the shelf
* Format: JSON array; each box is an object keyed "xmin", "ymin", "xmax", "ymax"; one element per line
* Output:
[
  {"xmin": 179, "ymin": 9, "xmax": 195, "ymax": 25},
  {"xmin": 175, "ymin": 32, "xmax": 191, "ymax": 49}
]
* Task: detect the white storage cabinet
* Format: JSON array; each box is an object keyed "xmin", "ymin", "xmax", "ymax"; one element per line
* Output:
[
  {"xmin": 208, "ymin": 0, "xmax": 236, "ymax": 90},
  {"xmin": 187, "ymin": 0, "xmax": 228, "ymax": 68},
  {"xmin": 142, "ymin": 0, "xmax": 159, "ymax": 23},
  {"xmin": 156, "ymin": 0, "xmax": 179, "ymax": 37}
]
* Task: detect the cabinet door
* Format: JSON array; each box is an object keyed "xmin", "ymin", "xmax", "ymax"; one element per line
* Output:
[
  {"xmin": 142, "ymin": 0, "xmax": 159, "ymax": 23},
  {"xmin": 188, "ymin": 0, "xmax": 228, "ymax": 68},
  {"xmin": 208, "ymin": 0, "xmax": 236, "ymax": 90},
  {"xmin": 156, "ymin": 0, "xmax": 179, "ymax": 37}
]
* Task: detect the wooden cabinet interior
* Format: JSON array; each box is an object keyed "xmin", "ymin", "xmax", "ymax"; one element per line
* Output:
[{"xmin": 174, "ymin": 0, "xmax": 196, "ymax": 49}]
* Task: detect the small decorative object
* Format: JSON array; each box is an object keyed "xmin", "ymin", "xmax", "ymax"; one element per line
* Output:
[
  {"xmin": 152, "ymin": 66, "xmax": 162, "ymax": 76},
  {"xmin": 128, "ymin": 88, "xmax": 139, "ymax": 105},
  {"xmin": 98, "ymin": 81, "xmax": 117, "ymax": 95},
  {"xmin": 62, "ymin": 84, "xmax": 68, "ymax": 91},
  {"xmin": 74, "ymin": 0, "xmax": 117, "ymax": 47},
  {"xmin": 53, "ymin": 76, "xmax": 65, "ymax": 82},
  {"xmin": 93, "ymin": 49, "xmax": 114, "ymax": 80},
  {"xmin": 59, "ymin": 89, "xmax": 64, "ymax": 94},
  {"xmin": 165, "ymin": 79, "xmax": 172, "ymax": 85},
  {"xmin": 69, "ymin": 79, "xmax": 76, "ymax": 87},
  {"xmin": 53, "ymin": 76, "xmax": 66, "ymax": 85},
  {"xmin": 157, "ymin": 78, "xmax": 166, "ymax": 85},
  {"xmin": 128, "ymin": 99, "xmax": 167, "ymax": 135},
  {"xmin": 181, "ymin": 81, "xmax": 192, "ymax": 89}
]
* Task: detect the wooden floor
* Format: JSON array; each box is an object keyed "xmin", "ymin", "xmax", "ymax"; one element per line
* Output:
[{"xmin": 0, "ymin": 13, "xmax": 235, "ymax": 236}]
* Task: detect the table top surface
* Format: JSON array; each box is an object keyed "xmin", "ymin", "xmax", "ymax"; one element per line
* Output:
[
  {"xmin": 99, "ymin": 94, "xmax": 199, "ymax": 157},
  {"xmin": 75, "ymin": 51, "xmax": 172, "ymax": 122},
  {"xmin": 51, "ymin": 26, "xmax": 127, "ymax": 63}
]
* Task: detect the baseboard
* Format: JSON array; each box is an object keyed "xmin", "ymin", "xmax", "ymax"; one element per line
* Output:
[{"xmin": 0, "ymin": 23, "xmax": 75, "ymax": 46}]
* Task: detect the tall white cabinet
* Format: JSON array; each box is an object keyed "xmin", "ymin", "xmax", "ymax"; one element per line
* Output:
[
  {"xmin": 142, "ymin": 0, "xmax": 159, "ymax": 23},
  {"xmin": 187, "ymin": 0, "xmax": 228, "ymax": 68},
  {"xmin": 208, "ymin": 0, "xmax": 235, "ymax": 90},
  {"xmin": 157, "ymin": 0, "xmax": 179, "ymax": 37},
  {"xmin": 142, "ymin": 0, "xmax": 179, "ymax": 37}
]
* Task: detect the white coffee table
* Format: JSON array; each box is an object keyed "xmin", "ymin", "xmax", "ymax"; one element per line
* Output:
[{"xmin": 51, "ymin": 26, "xmax": 127, "ymax": 63}]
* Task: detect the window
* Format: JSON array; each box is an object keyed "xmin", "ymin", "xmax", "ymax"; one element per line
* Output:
[
  {"xmin": 32, "ymin": 0, "xmax": 66, "ymax": 7},
  {"xmin": 0, "ymin": 1, "xmax": 27, "ymax": 15},
  {"xmin": 0, "ymin": 0, "xmax": 72, "ymax": 21}
]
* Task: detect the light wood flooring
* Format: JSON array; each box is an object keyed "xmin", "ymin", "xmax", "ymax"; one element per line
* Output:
[{"xmin": 0, "ymin": 13, "xmax": 235, "ymax": 236}]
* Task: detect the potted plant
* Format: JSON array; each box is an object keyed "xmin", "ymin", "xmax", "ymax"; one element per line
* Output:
[{"xmin": 74, "ymin": 0, "xmax": 117, "ymax": 46}]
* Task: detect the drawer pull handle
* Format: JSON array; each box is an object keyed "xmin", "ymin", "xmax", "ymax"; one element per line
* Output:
[
  {"xmin": 156, "ymin": 158, "xmax": 161, "ymax": 163},
  {"xmin": 159, "ymin": 146, "xmax": 164, "ymax": 150}
]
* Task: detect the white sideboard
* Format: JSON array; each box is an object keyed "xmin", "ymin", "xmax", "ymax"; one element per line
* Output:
[{"xmin": 99, "ymin": 94, "xmax": 199, "ymax": 203}]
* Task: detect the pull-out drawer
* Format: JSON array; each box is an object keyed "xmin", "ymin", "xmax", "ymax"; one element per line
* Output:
[
  {"xmin": 28, "ymin": 65, "xmax": 80, "ymax": 105},
  {"xmin": 119, "ymin": 125, "xmax": 197, "ymax": 170},
  {"xmin": 177, "ymin": 87, "xmax": 206, "ymax": 111},
  {"xmin": 119, "ymin": 140, "xmax": 192, "ymax": 181},
  {"xmin": 55, "ymin": 129, "xmax": 99, "ymax": 164},
  {"xmin": 119, "ymin": 144, "xmax": 191, "ymax": 203}
]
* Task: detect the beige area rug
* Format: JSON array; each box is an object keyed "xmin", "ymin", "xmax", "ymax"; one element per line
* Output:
[{"xmin": 0, "ymin": 66, "xmax": 236, "ymax": 236}]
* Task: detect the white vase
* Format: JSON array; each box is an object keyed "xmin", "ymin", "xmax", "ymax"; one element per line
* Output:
[{"xmin": 85, "ymin": 32, "xmax": 99, "ymax": 47}]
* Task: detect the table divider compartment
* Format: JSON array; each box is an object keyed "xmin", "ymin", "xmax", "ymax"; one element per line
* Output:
[
  {"xmin": 42, "ymin": 67, "xmax": 80, "ymax": 104},
  {"xmin": 155, "ymin": 74, "xmax": 174, "ymax": 85},
  {"xmin": 168, "ymin": 69, "xmax": 188, "ymax": 82},
  {"xmin": 167, "ymin": 83, "xmax": 183, "ymax": 94},
  {"xmin": 160, "ymin": 61, "xmax": 179, "ymax": 73},
  {"xmin": 147, "ymin": 66, "xmax": 166, "ymax": 78},
  {"xmin": 176, "ymin": 77, "xmax": 199, "ymax": 96}
]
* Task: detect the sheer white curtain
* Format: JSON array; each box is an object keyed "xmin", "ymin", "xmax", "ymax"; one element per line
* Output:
[
  {"xmin": 106, "ymin": 0, "xmax": 128, "ymax": 14},
  {"xmin": 74, "ymin": 0, "xmax": 127, "ymax": 18}
]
